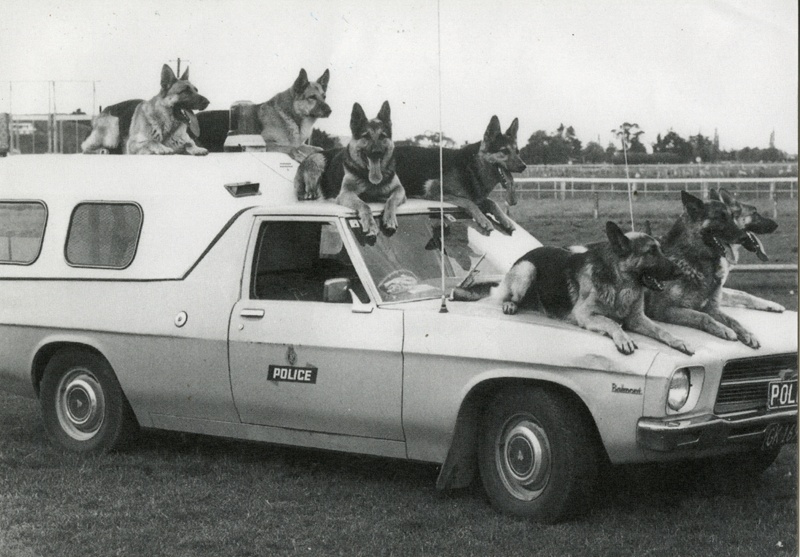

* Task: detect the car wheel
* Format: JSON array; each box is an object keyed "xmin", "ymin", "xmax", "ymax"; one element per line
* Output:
[
  {"xmin": 40, "ymin": 349, "xmax": 138, "ymax": 453},
  {"xmin": 478, "ymin": 385, "xmax": 600, "ymax": 523}
]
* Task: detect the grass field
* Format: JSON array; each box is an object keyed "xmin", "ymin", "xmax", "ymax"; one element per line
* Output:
[{"xmin": 1, "ymin": 193, "xmax": 797, "ymax": 557}]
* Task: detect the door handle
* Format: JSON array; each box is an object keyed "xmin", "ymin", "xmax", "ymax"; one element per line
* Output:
[{"xmin": 240, "ymin": 308, "xmax": 265, "ymax": 319}]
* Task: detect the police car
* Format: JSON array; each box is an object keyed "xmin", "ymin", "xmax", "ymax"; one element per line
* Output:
[{"xmin": 0, "ymin": 153, "xmax": 796, "ymax": 522}]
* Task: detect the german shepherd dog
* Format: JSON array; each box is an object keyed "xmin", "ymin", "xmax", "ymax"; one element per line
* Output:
[
  {"xmin": 194, "ymin": 69, "xmax": 331, "ymax": 158},
  {"xmin": 81, "ymin": 65, "xmax": 210, "ymax": 155},
  {"xmin": 709, "ymin": 188, "xmax": 785, "ymax": 312},
  {"xmin": 294, "ymin": 101, "xmax": 405, "ymax": 236},
  {"xmin": 392, "ymin": 116, "xmax": 526, "ymax": 234},
  {"xmin": 645, "ymin": 191, "xmax": 761, "ymax": 349},
  {"xmin": 494, "ymin": 221, "xmax": 692, "ymax": 355}
]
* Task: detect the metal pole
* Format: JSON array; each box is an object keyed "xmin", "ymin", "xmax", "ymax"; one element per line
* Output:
[{"xmin": 770, "ymin": 182, "xmax": 777, "ymax": 218}]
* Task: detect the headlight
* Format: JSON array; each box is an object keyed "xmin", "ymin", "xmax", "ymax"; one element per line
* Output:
[{"xmin": 667, "ymin": 368, "xmax": 691, "ymax": 412}]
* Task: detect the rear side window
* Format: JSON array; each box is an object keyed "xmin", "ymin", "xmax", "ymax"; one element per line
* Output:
[
  {"xmin": 0, "ymin": 201, "xmax": 47, "ymax": 265},
  {"xmin": 65, "ymin": 202, "xmax": 142, "ymax": 269}
]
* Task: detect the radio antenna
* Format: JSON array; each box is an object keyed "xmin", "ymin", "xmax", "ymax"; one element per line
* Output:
[{"xmin": 437, "ymin": 0, "xmax": 448, "ymax": 313}]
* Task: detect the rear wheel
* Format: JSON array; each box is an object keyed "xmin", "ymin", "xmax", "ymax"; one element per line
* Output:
[
  {"xmin": 40, "ymin": 349, "xmax": 138, "ymax": 453},
  {"xmin": 478, "ymin": 386, "xmax": 600, "ymax": 523}
]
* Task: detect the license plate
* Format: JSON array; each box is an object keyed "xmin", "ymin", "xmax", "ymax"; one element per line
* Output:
[
  {"xmin": 767, "ymin": 380, "xmax": 798, "ymax": 410},
  {"xmin": 762, "ymin": 422, "xmax": 798, "ymax": 450}
]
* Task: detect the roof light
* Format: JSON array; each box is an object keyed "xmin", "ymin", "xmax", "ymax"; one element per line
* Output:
[{"xmin": 224, "ymin": 182, "xmax": 261, "ymax": 197}]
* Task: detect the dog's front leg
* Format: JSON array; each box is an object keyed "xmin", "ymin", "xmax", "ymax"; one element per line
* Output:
[
  {"xmin": 625, "ymin": 314, "xmax": 694, "ymax": 355},
  {"xmin": 653, "ymin": 306, "xmax": 738, "ymax": 341},
  {"xmin": 337, "ymin": 179, "xmax": 378, "ymax": 236},
  {"xmin": 441, "ymin": 195, "xmax": 494, "ymax": 232},
  {"xmin": 721, "ymin": 287, "xmax": 785, "ymax": 312},
  {"xmin": 381, "ymin": 179, "xmax": 407, "ymax": 232},
  {"xmin": 707, "ymin": 307, "xmax": 760, "ymax": 349},
  {"xmin": 480, "ymin": 199, "xmax": 515, "ymax": 233},
  {"xmin": 169, "ymin": 127, "xmax": 208, "ymax": 156},
  {"xmin": 573, "ymin": 304, "xmax": 636, "ymax": 354}
]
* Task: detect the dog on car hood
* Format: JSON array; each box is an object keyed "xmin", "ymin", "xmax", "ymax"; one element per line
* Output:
[
  {"xmin": 494, "ymin": 221, "xmax": 692, "ymax": 355},
  {"xmin": 645, "ymin": 190, "xmax": 762, "ymax": 349}
]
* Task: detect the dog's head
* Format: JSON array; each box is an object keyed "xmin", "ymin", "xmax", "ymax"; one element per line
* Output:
[
  {"xmin": 606, "ymin": 221, "xmax": 682, "ymax": 291},
  {"xmin": 291, "ymin": 68, "xmax": 332, "ymax": 120},
  {"xmin": 349, "ymin": 101, "xmax": 394, "ymax": 185},
  {"xmin": 681, "ymin": 190, "xmax": 753, "ymax": 258},
  {"xmin": 479, "ymin": 116, "xmax": 526, "ymax": 206},
  {"xmin": 160, "ymin": 64, "xmax": 210, "ymax": 111},
  {"xmin": 709, "ymin": 187, "xmax": 776, "ymax": 261}
]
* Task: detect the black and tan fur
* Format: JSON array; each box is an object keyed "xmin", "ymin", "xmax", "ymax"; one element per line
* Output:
[
  {"xmin": 709, "ymin": 188, "xmax": 785, "ymax": 312},
  {"xmin": 82, "ymin": 65, "xmax": 209, "ymax": 155},
  {"xmin": 494, "ymin": 222, "xmax": 692, "ymax": 355},
  {"xmin": 195, "ymin": 68, "xmax": 331, "ymax": 159},
  {"xmin": 295, "ymin": 101, "xmax": 405, "ymax": 236},
  {"xmin": 645, "ymin": 191, "xmax": 761, "ymax": 349},
  {"xmin": 393, "ymin": 116, "xmax": 526, "ymax": 234}
]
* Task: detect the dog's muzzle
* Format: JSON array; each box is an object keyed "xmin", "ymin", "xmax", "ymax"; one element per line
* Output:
[
  {"xmin": 640, "ymin": 272, "xmax": 666, "ymax": 292},
  {"xmin": 741, "ymin": 231, "xmax": 769, "ymax": 261}
]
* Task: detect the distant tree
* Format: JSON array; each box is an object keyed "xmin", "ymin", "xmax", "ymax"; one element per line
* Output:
[
  {"xmin": 520, "ymin": 125, "xmax": 582, "ymax": 164},
  {"xmin": 581, "ymin": 141, "xmax": 606, "ymax": 163},
  {"xmin": 309, "ymin": 129, "xmax": 342, "ymax": 150},
  {"xmin": 652, "ymin": 130, "xmax": 692, "ymax": 162},
  {"xmin": 689, "ymin": 133, "xmax": 715, "ymax": 163},
  {"xmin": 612, "ymin": 122, "xmax": 645, "ymax": 157},
  {"xmin": 396, "ymin": 131, "xmax": 457, "ymax": 149}
]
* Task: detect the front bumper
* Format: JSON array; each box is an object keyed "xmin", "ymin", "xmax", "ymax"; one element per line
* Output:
[{"xmin": 637, "ymin": 409, "xmax": 797, "ymax": 452}]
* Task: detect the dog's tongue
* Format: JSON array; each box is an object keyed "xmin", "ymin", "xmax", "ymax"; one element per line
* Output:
[
  {"xmin": 745, "ymin": 231, "xmax": 769, "ymax": 261},
  {"xmin": 184, "ymin": 110, "xmax": 200, "ymax": 137},
  {"xmin": 367, "ymin": 157, "xmax": 383, "ymax": 185}
]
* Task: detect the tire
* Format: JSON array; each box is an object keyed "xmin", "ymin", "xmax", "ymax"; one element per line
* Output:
[
  {"xmin": 478, "ymin": 385, "xmax": 600, "ymax": 523},
  {"xmin": 40, "ymin": 349, "xmax": 138, "ymax": 453}
]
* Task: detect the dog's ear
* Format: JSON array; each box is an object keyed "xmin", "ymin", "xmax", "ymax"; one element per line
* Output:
[
  {"xmin": 708, "ymin": 188, "xmax": 720, "ymax": 201},
  {"xmin": 377, "ymin": 101, "xmax": 392, "ymax": 137},
  {"xmin": 505, "ymin": 118, "xmax": 519, "ymax": 139},
  {"xmin": 681, "ymin": 191, "xmax": 705, "ymax": 221},
  {"xmin": 293, "ymin": 69, "xmax": 310, "ymax": 95},
  {"xmin": 718, "ymin": 187, "xmax": 736, "ymax": 206},
  {"xmin": 643, "ymin": 220, "xmax": 653, "ymax": 236},
  {"xmin": 179, "ymin": 67, "xmax": 190, "ymax": 81},
  {"xmin": 606, "ymin": 221, "xmax": 632, "ymax": 257},
  {"xmin": 484, "ymin": 116, "xmax": 501, "ymax": 142},
  {"xmin": 317, "ymin": 69, "xmax": 330, "ymax": 92},
  {"xmin": 161, "ymin": 64, "xmax": 178, "ymax": 93},
  {"xmin": 350, "ymin": 103, "xmax": 368, "ymax": 136}
]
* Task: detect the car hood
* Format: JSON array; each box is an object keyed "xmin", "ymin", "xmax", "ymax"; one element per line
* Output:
[{"xmin": 392, "ymin": 298, "xmax": 798, "ymax": 376}]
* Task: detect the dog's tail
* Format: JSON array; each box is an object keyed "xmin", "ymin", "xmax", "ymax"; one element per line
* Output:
[{"xmin": 294, "ymin": 152, "xmax": 327, "ymax": 200}]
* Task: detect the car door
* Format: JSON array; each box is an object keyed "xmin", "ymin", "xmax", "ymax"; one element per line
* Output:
[{"xmin": 228, "ymin": 216, "xmax": 404, "ymax": 440}]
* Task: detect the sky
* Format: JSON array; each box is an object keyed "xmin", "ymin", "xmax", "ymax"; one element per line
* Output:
[{"xmin": 1, "ymin": 0, "xmax": 797, "ymax": 153}]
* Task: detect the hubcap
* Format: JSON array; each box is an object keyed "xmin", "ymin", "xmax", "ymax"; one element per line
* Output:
[
  {"xmin": 496, "ymin": 418, "xmax": 551, "ymax": 501},
  {"xmin": 55, "ymin": 369, "xmax": 106, "ymax": 441}
]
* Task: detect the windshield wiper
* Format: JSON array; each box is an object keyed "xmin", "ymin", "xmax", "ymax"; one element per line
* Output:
[{"xmin": 457, "ymin": 253, "xmax": 486, "ymax": 289}]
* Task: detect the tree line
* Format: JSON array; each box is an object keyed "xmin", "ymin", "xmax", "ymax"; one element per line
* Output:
[{"xmin": 517, "ymin": 123, "xmax": 792, "ymax": 165}]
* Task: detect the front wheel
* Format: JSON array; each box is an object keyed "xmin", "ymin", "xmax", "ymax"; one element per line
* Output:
[
  {"xmin": 40, "ymin": 349, "xmax": 138, "ymax": 453},
  {"xmin": 478, "ymin": 386, "xmax": 600, "ymax": 523}
]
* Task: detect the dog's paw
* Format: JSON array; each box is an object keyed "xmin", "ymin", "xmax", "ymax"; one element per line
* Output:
[
  {"xmin": 382, "ymin": 212, "xmax": 398, "ymax": 232},
  {"xmin": 764, "ymin": 301, "xmax": 785, "ymax": 313},
  {"xmin": 613, "ymin": 331, "xmax": 637, "ymax": 355},
  {"xmin": 738, "ymin": 331, "xmax": 761, "ymax": 349},
  {"xmin": 474, "ymin": 213, "xmax": 494, "ymax": 233},
  {"xmin": 502, "ymin": 301, "xmax": 518, "ymax": 315},
  {"xmin": 709, "ymin": 322, "xmax": 738, "ymax": 341},
  {"xmin": 671, "ymin": 339, "xmax": 695, "ymax": 356},
  {"xmin": 361, "ymin": 214, "xmax": 379, "ymax": 237},
  {"xmin": 189, "ymin": 146, "xmax": 209, "ymax": 156}
]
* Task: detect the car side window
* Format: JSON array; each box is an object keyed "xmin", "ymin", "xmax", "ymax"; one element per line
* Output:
[
  {"xmin": 65, "ymin": 202, "xmax": 142, "ymax": 269},
  {"xmin": 251, "ymin": 221, "xmax": 368, "ymax": 303},
  {"xmin": 0, "ymin": 201, "xmax": 47, "ymax": 265}
]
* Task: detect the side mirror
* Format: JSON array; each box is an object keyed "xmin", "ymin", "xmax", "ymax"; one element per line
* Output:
[{"xmin": 323, "ymin": 278, "xmax": 351, "ymax": 303}]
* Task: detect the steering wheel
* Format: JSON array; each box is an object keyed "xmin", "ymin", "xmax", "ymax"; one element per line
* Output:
[{"xmin": 378, "ymin": 269, "xmax": 420, "ymax": 296}]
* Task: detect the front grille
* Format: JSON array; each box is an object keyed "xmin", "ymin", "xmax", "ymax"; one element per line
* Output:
[{"xmin": 714, "ymin": 354, "xmax": 797, "ymax": 415}]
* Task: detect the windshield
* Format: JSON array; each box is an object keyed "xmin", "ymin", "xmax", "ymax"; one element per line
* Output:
[{"xmin": 350, "ymin": 212, "xmax": 541, "ymax": 303}]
